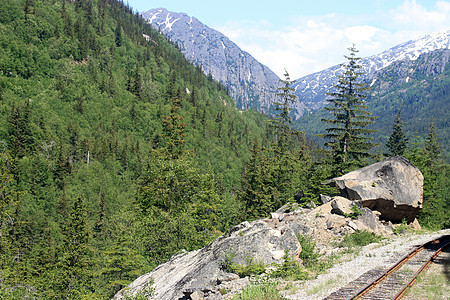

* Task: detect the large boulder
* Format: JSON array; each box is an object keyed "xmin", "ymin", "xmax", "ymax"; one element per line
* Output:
[
  {"xmin": 113, "ymin": 220, "xmax": 300, "ymax": 300},
  {"xmin": 329, "ymin": 156, "xmax": 423, "ymax": 222}
]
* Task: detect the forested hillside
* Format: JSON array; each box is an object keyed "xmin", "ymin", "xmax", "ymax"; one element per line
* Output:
[
  {"xmin": 0, "ymin": 1, "xmax": 448, "ymax": 299},
  {"xmin": 0, "ymin": 0, "xmax": 272, "ymax": 298}
]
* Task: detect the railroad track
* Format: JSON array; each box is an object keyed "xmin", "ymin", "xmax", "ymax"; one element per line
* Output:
[{"xmin": 323, "ymin": 234, "xmax": 450, "ymax": 300}]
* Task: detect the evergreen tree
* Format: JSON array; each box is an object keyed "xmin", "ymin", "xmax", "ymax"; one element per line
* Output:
[
  {"xmin": 57, "ymin": 196, "xmax": 93, "ymax": 299},
  {"xmin": 320, "ymin": 45, "xmax": 377, "ymax": 175},
  {"xmin": 238, "ymin": 141, "xmax": 275, "ymax": 219},
  {"xmin": 132, "ymin": 63, "xmax": 142, "ymax": 99},
  {"xmin": 386, "ymin": 108, "xmax": 408, "ymax": 156},
  {"xmin": 271, "ymin": 70, "xmax": 297, "ymax": 155},
  {"xmin": 0, "ymin": 151, "xmax": 19, "ymax": 273},
  {"xmin": 161, "ymin": 95, "xmax": 186, "ymax": 160},
  {"xmin": 115, "ymin": 24, "xmax": 123, "ymax": 47},
  {"xmin": 270, "ymin": 71, "xmax": 304, "ymax": 204},
  {"xmin": 424, "ymin": 122, "xmax": 441, "ymax": 175}
]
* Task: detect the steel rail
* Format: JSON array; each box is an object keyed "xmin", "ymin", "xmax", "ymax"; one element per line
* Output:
[
  {"xmin": 323, "ymin": 234, "xmax": 450, "ymax": 300},
  {"xmin": 392, "ymin": 239, "xmax": 450, "ymax": 300},
  {"xmin": 351, "ymin": 234, "xmax": 450, "ymax": 300}
]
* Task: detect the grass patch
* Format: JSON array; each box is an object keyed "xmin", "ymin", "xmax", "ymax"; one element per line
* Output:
[
  {"xmin": 403, "ymin": 262, "xmax": 450, "ymax": 299},
  {"xmin": 306, "ymin": 276, "xmax": 342, "ymax": 295},
  {"xmin": 339, "ymin": 230, "xmax": 383, "ymax": 248},
  {"xmin": 232, "ymin": 282, "xmax": 285, "ymax": 300}
]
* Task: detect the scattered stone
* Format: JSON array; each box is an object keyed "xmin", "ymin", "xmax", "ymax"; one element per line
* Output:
[
  {"xmin": 331, "ymin": 196, "xmax": 353, "ymax": 216},
  {"xmin": 329, "ymin": 156, "xmax": 423, "ymax": 222},
  {"xmin": 320, "ymin": 194, "xmax": 333, "ymax": 204},
  {"xmin": 408, "ymin": 218, "xmax": 422, "ymax": 231},
  {"xmin": 275, "ymin": 202, "xmax": 301, "ymax": 214}
]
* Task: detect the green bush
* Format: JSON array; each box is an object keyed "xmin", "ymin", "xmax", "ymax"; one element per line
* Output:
[
  {"xmin": 340, "ymin": 230, "xmax": 382, "ymax": 248},
  {"xmin": 271, "ymin": 251, "xmax": 308, "ymax": 281},
  {"xmin": 230, "ymin": 257, "xmax": 266, "ymax": 278},
  {"xmin": 297, "ymin": 234, "xmax": 320, "ymax": 267},
  {"xmin": 393, "ymin": 218, "xmax": 409, "ymax": 235},
  {"xmin": 232, "ymin": 282, "xmax": 285, "ymax": 300},
  {"xmin": 344, "ymin": 204, "xmax": 363, "ymax": 219}
]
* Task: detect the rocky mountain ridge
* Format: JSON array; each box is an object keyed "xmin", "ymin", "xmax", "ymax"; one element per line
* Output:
[
  {"xmin": 141, "ymin": 8, "xmax": 449, "ymax": 119},
  {"xmin": 294, "ymin": 30, "xmax": 450, "ymax": 117},
  {"xmin": 141, "ymin": 8, "xmax": 284, "ymax": 114}
]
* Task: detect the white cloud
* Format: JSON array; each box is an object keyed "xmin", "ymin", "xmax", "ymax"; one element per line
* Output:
[{"xmin": 214, "ymin": 0, "xmax": 450, "ymax": 79}]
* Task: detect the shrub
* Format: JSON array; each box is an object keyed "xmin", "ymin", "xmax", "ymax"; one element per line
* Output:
[
  {"xmin": 297, "ymin": 234, "xmax": 320, "ymax": 267},
  {"xmin": 231, "ymin": 257, "xmax": 266, "ymax": 278},
  {"xmin": 232, "ymin": 282, "xmax": 285, "ymax": 300},
  {"xmin": 221, "ymin": 251, "xmax": 265, "ymax": 278},
  {"xmin": 271, "ymin": 251, "xmax": 308, "ymax": 281},
  {"xmin": 340, "ymin": 230, "xmax": 382, "ymax": 248},
  {"xmin": 393, "ymin": 218, "xmax": 408, "ymax": 235},
  {"xmin": 344, "ymin": 204, "xmax": 363, "ymax": 219}
]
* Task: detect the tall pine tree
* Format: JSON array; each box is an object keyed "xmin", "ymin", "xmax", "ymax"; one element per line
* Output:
[
  {"xmin": 320, "ymin": 45, "xmax": 377, "ymax": 175},
  {"xmin": 386, "ymin": 108, "xmax": 408, "ymax": 156}
]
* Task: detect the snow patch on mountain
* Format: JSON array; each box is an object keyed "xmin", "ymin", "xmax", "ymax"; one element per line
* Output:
[{"xmin": 142, "ymin": 8, "xmax": 449, "ymax": 119}]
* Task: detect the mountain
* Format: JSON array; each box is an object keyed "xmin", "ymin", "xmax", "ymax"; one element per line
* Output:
[
  {"xmin": 294, "ymin": 49, "xmax": 450, "ymax": 155},
  {"xmin": 141, "ymin": 8, "xmax": 449, "ymax": 120},
  {"xmin": 141, "ymin": 8, "xmax": 294, "ymax": 114},
  {"xmin": 292, "ymin": 30, "xmax": 450, "ymax": 117}
]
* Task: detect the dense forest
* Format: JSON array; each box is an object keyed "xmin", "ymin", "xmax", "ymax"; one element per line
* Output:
[{"xmin": 0, "ymin": 0, "xmax": 448, "ymax": 299}]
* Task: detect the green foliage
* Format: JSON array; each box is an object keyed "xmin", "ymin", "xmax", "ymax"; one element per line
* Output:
[
  {"xmin": 221, "ymin": 249, "xmax": 237, "ymax": 273},
  {"xmin": 232, "ymin": 281, "xmax": 285, "ymax": 300},
  {"xmin": 344, "ymin": 204, "xmax": 363, "ymax": 219},
  {"xmin": 393, "ymin": 218, "xmax": 409, "ymax": 235},
  {"xmin": 339, "ymin": 230, "xmax": 383, "ymax": 248},
  {"xmin": 238, "ymin": 72, "xmax": 313, "ymax": 219},
  {"xmin": 403, "ymin": 123, "xmax": 449, "ymax": 230},
  {"xmin": 297, "ymin": 234, "xmax": 321, "ymax": 268},
  {"xmin": 222, "ymin": 254, "xmax": 266, "ymax": 278},
  {"xmin": 0, "ymin": 0, "xmax": 270, "ymax": 297},
  {"xmin": 386, "ymin": 108, "xmax": 408, "ymax": 156},
  {"xmin": 271, "ymin": 251, "xmax": 308, "ymax": 281},
  {"xmin": 319, "ymin": 45, "xmax": 377, "ymax": 175}
]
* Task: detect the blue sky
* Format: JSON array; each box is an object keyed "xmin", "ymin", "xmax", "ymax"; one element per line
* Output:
[{"xmin": 128, "ymin": 1, "xmax": 450, "ymax": 78}]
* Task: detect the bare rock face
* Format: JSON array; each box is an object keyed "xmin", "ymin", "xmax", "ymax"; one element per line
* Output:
[
  {"xmin": 113, "ymin": 220, "xmax": 300, "ymax": 300},
  {"xmin": 330, "ymin": 156, "xmax": 424, "ymax": 222}
]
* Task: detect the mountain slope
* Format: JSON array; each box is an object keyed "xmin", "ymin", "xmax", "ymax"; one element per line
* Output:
[
  {"xmin": 293, "ymin": 30, "xmax": 450, "ymax": 117},
  {"xmin": 0, "ymin": 0, "xmax": 271, "ymax": 298},
  {"xmin": 294, "ymin": 49, "xmax": 450, "ymax": 155},
  {"xmin": 140, "ymin": 9, "xmax": 449, "ymax": 121},
  {"xmin": 141, "ymin": 8, "xmax": 294, "ymax": 114}
]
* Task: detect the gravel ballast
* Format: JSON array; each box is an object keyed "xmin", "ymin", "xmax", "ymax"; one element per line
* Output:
[{"xmin": 283, "ymin": 229, "xmax": 450, "ymax": 300}]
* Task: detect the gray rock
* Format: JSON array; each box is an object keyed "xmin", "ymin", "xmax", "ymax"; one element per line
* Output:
[
  {"xmin": 357, "ymin": 207, "xmax": 393, "ymax": 235},
  {"xmin": 141, "ymin": 8, "xmax": 282, "ymax": 115},
  {"xmin": 331, "ymin": 196, "xmax": 353, "ymax": 216},
  {"xmin": 113, "ymin": 220, "xmax": 300, "ymax": 300},
  {"xmin": 329, "ymin": 156, "xmax": 423, "ymax": 222},
  {"xmin": 320, "ymin": 194, "xmax": 333, "ymax": 204}
]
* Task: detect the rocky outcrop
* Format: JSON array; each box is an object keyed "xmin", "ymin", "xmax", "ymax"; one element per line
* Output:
[
  {"xmin": 329, "ymin": 156, "xmax": 424, "ymax": 222},
  {"xmin": 115, "ymin": 157, "xmax": 423, "ymax": 299},
  {"xmin": 113, "ymin": 220, "xmax": 300, "ymax": 300}
]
